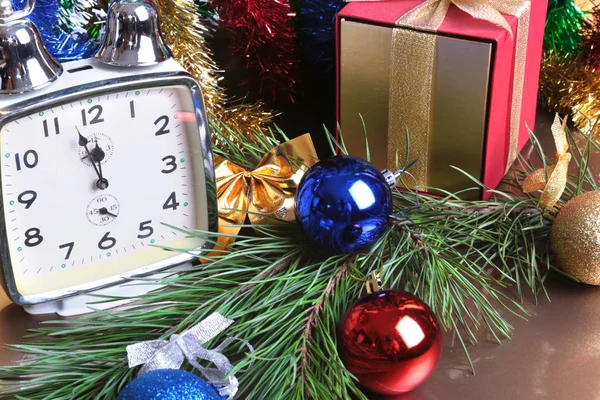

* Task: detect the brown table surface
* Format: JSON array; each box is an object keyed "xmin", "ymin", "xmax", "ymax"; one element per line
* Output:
[{"xmin": 1, "ymin": 110, "xmax": 599, "ymax": 400}]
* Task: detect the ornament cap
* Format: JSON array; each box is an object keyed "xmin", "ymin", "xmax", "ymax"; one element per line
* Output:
[
  {"xmin": 381, "ymin": 169, "xmax": 398, "ymax": 188},
  {"xmin": 95, "ymin": 0, "xmax": 172, "ymax": 67}
]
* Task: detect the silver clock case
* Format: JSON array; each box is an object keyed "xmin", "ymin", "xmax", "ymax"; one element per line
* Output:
[{"xmin": 0, "ymin": 58, "xmax": 218, "ymax": 306}]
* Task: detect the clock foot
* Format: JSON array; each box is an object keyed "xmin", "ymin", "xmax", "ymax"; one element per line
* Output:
[{"xmin": 23, "ymin": 262, "xmax": 192, "ymax": 316}]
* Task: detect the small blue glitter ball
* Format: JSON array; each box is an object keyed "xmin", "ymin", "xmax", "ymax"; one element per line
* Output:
[
  {"xmin": 295, "ymin": 155, "xmax": 393, "ymax": 254},
  {"xmin": 117, "ymin": 369, "xmax": 224, "ymax": 400}
]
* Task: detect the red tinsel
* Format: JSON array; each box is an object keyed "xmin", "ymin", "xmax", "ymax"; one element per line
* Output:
[
  {"xmin": 215, "ymin": 0, "xmax": 299, "ymax": 102},
  {"xmin": 583, "ymin": 6, "xmax": 600, "ymax": 71}
]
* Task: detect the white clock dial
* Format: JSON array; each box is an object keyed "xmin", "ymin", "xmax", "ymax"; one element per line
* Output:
[{"xmin": 0, "ymin": 85, "xmax": 209, "ymax": 297}]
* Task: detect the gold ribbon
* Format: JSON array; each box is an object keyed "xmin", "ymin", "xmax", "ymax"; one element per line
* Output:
[
  {"xmin": 213, "ymin": 134, "xmax": 317, "ymax": 251},
  {"xmin": 347, "ymin": 0, "xmax": 531, "ymax": 183},
  {"xmin": 522, "ymin": 114, "xmax": 571, "ymax": 210}
]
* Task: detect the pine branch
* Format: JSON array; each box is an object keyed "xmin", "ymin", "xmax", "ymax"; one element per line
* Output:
[
  {"xmin": 301, "ymin": 261, "xmax": 349, "ymax": 374},
  {"xmin": 0, "ymin": 117, "xmax": 597, "ymax": 399}
]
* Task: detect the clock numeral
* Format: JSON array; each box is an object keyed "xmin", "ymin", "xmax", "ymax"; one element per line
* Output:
[
  {"xmin": 98, "ymin": 232, "xmax": 116, "ymax": 250},
  {"xmin": 81, "ymin": 105, "xmax": 104, "ymax": 126},
  {"xmin": 24, "ymin": 228, "xmax": 43, "ymax": 247},
  {"xmin": 137, "ymin": 220, "xmax": 154, "ymax": 239},
  {"xmin": 43, "ymin": 117, "xmax": 60, "ymax": 137},
  {"xmin": 154, "ymin": 115, "xmax": 170, "ymax": 136},
  {"xmin": 59, "ymin": 242, "xmax": 74, "ymax": 260},
  {"xmin": 163, "ymin": 192, "xmax": 180, "ymax": 211},
  {"xmin": 15, "ymin": 150, "xmax": 38, "ymax": 171},
  {"xmin": 17, "ymin": 190, "xmax": 37, "ymax": 209},
  {"xmin": 130, "ymin": 100, "xmax": 135, "ymax": 118},
  {"xmin": 161, "ymin": 155, "xmax": 177, "ymax": 174}
]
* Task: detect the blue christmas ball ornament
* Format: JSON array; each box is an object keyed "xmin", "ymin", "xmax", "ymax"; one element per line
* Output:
[
  {"xmin": 295, "ymin": 155, "xmax": 393, "ymax": 254},
  {"xmin": 117, "ymin": 369, "xmax": 224, "ymax": 400}
]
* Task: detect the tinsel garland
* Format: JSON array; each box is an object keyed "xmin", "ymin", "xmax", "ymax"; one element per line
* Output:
[
  {"xmin": 540, "ymin": 2, "xmax": 600, "ymax": 134},
  {"xmin": 155, "ymin": 0, "xmax": 273, "ymax": 138},
  {"xmin": 297, "ymin": 0, "xmax": 344, "ymax": 73},
  {"xmin": 539, "ymin": 52, "xmax": 600, "ymax": 133},
  {"xmin": 583, "ymin": 6, "xmax": 600, "ymax": 70},
  {"xmin": 544, "ymin": 0, "xmax": 588, "ymax": 55},
  {"xmin": 57, "ymin": 0, "xmax": 108, "ymax": 40},
  {"xmin": 214, "ymin": 0, "xmax": 300, "ymax": 102},
  {"xmin": 12, "ymin": 0, "xmax": 99, "ymax": 62}
]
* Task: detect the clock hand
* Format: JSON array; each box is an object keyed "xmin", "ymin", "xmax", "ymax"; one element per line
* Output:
[
  {"xmin": 91, "ymin": 141, "xmax": 108, "ymax": 186},
  {"xmin": 77, "ymin": 127, "xmax": 101, "ymax": 177},
  {"xmin": 77, "ymin": 126, "xmax": 109, "ymax": 190},
  {"xmin": 98, "ymin": 207, "xmax": 118, "ymax": 218}
]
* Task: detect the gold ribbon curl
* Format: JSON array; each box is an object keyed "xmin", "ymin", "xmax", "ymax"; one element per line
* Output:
[
  {"xmin": 346, "ymin": 0, "xmax": 531, "ymax": 183},
  {"xmin": 213, "ymin": 134, "xmax": 317, "ymax": 251},
  {"xmin": 522, "ymin": 114, "xmax": 571, "ymax": 210}
]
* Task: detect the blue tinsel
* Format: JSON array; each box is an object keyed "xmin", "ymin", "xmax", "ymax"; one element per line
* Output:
[
  {"xmin": 12, "ymin": 0, "xmax": 99, "ymax": 62},
  {"xmin": 297, "ymin": 0, "xmax": 345, "ymax": 73}
]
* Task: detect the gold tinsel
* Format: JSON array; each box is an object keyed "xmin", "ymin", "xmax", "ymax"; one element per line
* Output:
[
  {"xmin": 156, "ymin": 0, "xmax": 272, "ymax": 139},
  {"xmin": 539, "ymin": 52, "xmax": 600, "ymax": 135}
]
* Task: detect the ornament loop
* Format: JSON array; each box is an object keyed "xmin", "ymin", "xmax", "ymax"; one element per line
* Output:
[
  {"xmin": 125, "ymin": 312, "xmax": 253, "ymax": 400},
  {"xmin": 365, "ymin": 271, "xmax": 384, "ymax": 293}
]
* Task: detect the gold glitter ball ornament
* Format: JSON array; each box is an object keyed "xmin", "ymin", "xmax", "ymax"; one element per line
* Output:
[{"xmin": 551, "ymin": 191, "xmax": 600, "ymax": 285}]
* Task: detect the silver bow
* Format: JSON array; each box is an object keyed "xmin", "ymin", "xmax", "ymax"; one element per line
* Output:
[{"xmin": 126, "ymin": 312, "xmax": 253, "ymax": 399}]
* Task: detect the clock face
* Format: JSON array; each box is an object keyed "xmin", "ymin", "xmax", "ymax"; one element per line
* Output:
[{"xmin": 0, "ymin": 84, "xmax": 211, "ymax": 299}]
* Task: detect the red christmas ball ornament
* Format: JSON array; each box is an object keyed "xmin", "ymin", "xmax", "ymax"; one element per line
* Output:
[{"xmin": 338, "ymin": 290, "xmax": 442, "ymax": 395}]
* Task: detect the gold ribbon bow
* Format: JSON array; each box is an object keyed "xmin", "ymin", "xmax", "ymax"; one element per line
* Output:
[
  {"xmin": 347, "ymin": 0, "xmax": 530, "ymax": 183},
  {"xmin": 213, "ymin": 134, "xmax": 317, "ymax": 250},
  {"xmin": 522, "ymin": 114, "xmax": 571, "ymax": 210},
  {"xmin": 391, "ymin": 0, "xmax": 526, "ymax": 34}
]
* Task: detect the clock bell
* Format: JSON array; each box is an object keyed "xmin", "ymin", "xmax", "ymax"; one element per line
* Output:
[
  {"xmin": 0, "ymin": 0, "xmax": 217, "ymax": 316},
  {"xmin": 96, "ymin": 0, "xmax": 172, "ymax": 66},
  {"xmin": 0, "ymin": 0, "xmax": 63, "ymax": 94}
]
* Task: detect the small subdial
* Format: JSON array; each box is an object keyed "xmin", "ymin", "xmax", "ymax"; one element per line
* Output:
[
  {"xmin": 78, "ymin": 133, "xmax": 114, "ymax": 166},
  {"xmin": 87, "ymin": 194, "xmax": 120, "ymax": 226}
]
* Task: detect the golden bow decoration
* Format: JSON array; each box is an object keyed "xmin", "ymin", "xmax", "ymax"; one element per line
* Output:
[
  {"xmin": 522, "ymin": 114, "xmax": 571, "ymax": 210},
  {"xmin": 213, "ymin": 134, "xmax": 317, "ymax": 251},
  {"xmin": 387, "ymin": 0, "xmax": 527, "ymax": 35}
]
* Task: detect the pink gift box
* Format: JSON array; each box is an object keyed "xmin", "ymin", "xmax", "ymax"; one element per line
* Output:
[{"xmin": 336, "ymin": 0, "xmax": 548, "ymax": 199}]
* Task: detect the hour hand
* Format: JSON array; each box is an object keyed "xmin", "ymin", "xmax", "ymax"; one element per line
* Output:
[{"xmin": 78, "ymin": 129, "xmax": 89, "ymax": 147}]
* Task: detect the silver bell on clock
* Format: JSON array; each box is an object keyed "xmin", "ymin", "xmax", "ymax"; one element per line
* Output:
[
  {"xmin": 0, "ymin": 0, "xmax": 63, "ymax": 93},
  {"xmin": 0, "ymin": 0, "xmax": 218, "ymax": 316}
]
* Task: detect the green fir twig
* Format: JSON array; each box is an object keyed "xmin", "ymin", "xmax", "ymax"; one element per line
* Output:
[{"xmin": 0, "ymin": 117, "xmax": 596, "ymax": 399}]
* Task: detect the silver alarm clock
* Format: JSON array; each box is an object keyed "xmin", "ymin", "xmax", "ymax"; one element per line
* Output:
[{"xmin": 0, "ymin": 0, "xmax": 218, "ymax": 315}]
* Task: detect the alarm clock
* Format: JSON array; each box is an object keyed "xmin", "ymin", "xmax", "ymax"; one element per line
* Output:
[{"xmin": 0, "ymin": 0, "xmax": 218, "ymax": 315}]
